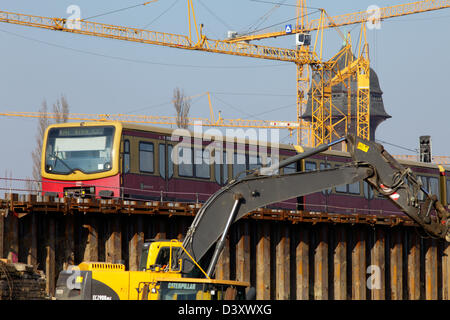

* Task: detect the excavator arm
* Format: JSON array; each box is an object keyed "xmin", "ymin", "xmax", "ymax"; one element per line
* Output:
[
  {"xmin": 346, "ymin": 135, "xmax": 450, "ymax": 239},
  {"xmin": 179, "ymin": 135, "xmax": 450, "ymax": 276}
]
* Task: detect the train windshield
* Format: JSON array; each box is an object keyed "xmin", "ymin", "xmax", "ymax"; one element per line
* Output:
[{"xmin": 45, "ymin": 126, "xmax": 115, "ymax": 174}]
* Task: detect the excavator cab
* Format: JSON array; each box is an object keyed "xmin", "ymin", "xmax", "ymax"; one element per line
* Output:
[
  {"xmin": 55, "ymin": 239, "xmax": 249, "ymax": 300},
  {"xmin": 139, "ymin": 239, "xmax": 183, "ymax": 272}
]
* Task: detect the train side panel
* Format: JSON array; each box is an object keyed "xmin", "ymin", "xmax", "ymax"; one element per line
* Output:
[{"xmin": 41, "ymin": 122, "xmax": 448, "ymax": 219}]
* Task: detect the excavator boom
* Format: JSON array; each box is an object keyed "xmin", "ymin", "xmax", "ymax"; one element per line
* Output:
[{"xmin": 180, "ymin": 134, "xmax": 450, "ymax": 275}]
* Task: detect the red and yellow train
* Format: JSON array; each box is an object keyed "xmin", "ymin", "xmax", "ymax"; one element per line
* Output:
[{"xmin": 41, "ymin": 121, "xmax": 449, "ymax": 216}]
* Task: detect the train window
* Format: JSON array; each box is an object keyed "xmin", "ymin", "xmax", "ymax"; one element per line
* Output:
[
  {"xmin": 123, "ymin": 140, "xmax": 130, "ymax": 174},
  {"xmin": 214, "ymin": 150, "xmax": 222, "ymax": 185},
  {"xmin": 223, "ymin": 153, "xmax": 229, "ymax": 184},
  {"xmin": 214, "ymin": 146, "xmax": 222, "ymax": 185},
  {"xmin": 215, "ymin": 150, "xmax": 229, "ymax": 185},
  {"xmin": 215, "ymin": 160, "xmax": 220, "ymax": 185},
  {"xmin": 320, "ymin": 163, "xmax": 332, "ymax": 194},
  {"xmin": 233, "ymin": 152, "xmax": 247, "ymax": 178},
  {"xmin": 348, "ymin": 182, "xmax": 361, "ymax": 195},
  {"xmin": 363, "ymin": 182, "xmax": 374, "ymax": 200},
  {"xmin": 305, "ymin": 161, "xmax": 317, "ymax": 172},
  {"xmin": 335, "ymin": 184, "xmax": 347, "ymax": 193},
  {"xmin": 263, "ymin": 156, "xmax": 272, "ymax": 167},
  {"xmin": 284, "ymin": 162, "xmax": 296, "ymax": 175},
  {"xmin": 214, "ymin": 141, "xmax": 233, "ymax": 185},
  {"xmin": 429, "ymin": 177, "xmax": 439, "ymax": 200},
  {"xmin": 417, "ymin": 175, "xmax": 427, "ymax": 201},
  {"xmin": 319, "ymin": 162, "xmax": 331, "ymax": 170},
  {"xmin": 248, "ymin": 155, "xmax": 261, "ymax": 171},
  {"xmin": 418, "ymin": 176, "xmax": 439, "ymax": 201},
  {"xmin": 331, "ymin": 163, "xmax": 359, "ymax": 195},
  {"xmin": 195, "ymin": 149, "xmax": 210, "ymax": 179},
  {"xmin": 159, "ymin": 144, "xmax": 166, "ymax": 179},
  {"xmin": 334, "ymin": 164, "xmax": 347, "ymax": 193},
  {"xmin": 168, "ymin": 145, "xmax": 174, "ymax": 179},
  {"xmin": 178, "ymin": 147, "xmax": 193, "ymax": 177},
  {"xmin": 139, "ymin": 142, "xmax": 154, "ymax": 173},
  {"xmin": 261, "ymin": 156, "xmax": 279, "ymax": 174}
]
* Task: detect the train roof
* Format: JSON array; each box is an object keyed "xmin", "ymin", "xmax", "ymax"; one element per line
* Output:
[
  {"xmin": 59, "ymin": 121, "xmax": 443, "ymax": 170},
  {"xmin": 120, "ymin": 121, "xmax": 293, "ymax": 149}
]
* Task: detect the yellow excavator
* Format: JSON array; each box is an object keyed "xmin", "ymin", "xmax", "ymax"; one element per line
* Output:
[
  {"xmin": 55, "ymin": 239, "xmax": 248, "ymax": 300},
  {"xmin": 55, "ymin": 134, "xmax": 450, "ymax": 300}
]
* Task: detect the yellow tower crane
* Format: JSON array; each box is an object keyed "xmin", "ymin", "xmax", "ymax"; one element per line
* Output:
[
  {"xmin": 227, "ymin": 0, "xmax": 450, "ymax": 42},
  {"xmin": 0, "ymin": 91, "xmax": 302, "ymax": 131},
  {"xmin": 0, "ymin": 1, "xmax": 449, "ymax": 147},
  {"xmin": 227, "ymin": 0, "xmax": 450, "ymax": 146}
]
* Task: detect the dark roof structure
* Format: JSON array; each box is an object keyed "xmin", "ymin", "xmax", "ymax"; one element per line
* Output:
[{"xmin": 301, "ymin": 48, "xmax": 391, "ymax": 140}]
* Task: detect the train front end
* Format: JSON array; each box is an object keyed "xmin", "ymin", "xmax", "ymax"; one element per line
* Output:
[{"xmin": 41, "ymin": 121, "xmax": 123, "ymax": 199}]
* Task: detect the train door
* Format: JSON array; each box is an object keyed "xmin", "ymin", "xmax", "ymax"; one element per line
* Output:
[
  {"xmin": 303, "ymin": 160, "xmax": 322, "ymax": 212},
  {"xmin": 158, "ymin": 139, "xmax": 174, "ymax": 201},
  {"xmin": 363, "ymin": 181, "xmax": 374, "ymax": 214},
  {"xmin": 214, "ymin": 149, "xmax": 228, "ymax": 188},
  {"xmin": 438, "ymin": 166, "xmax": 447, "ymax": 207},
  {"xmin": 319, "ymin": 159, "xmax": 332, "ymax": 212},
  {"xmin": 121, "ymin": 138, "xmax": 131, "ymax": 199},
  {"xmin": 282, "ymin": 159, "xmax": 302, "ymax": 210}
]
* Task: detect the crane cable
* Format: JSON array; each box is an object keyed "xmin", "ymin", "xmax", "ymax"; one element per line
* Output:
[
  {"xmin": 141, "ymin": 0, "xmax": 180, "ymax": 29},
  {"xmin": 83, "ymin": 0, "xmax": 159, "ymax": 21},
  {"xmin": 244, "ymin": 0, "xmax": 288, "ymax": 35},
  {"xmin": 197, "ymin": 0, "xmax": 233, "ymax": 31}
]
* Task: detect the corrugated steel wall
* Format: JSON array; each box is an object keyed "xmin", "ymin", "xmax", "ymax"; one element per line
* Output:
[{"xmin": 0, "ymin": 198, "xmax": 449, "ymax": 300}]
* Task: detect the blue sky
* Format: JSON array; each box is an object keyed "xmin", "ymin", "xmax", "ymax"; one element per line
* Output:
[{"xmin": 0, "ymin": 0, "xmax": 449, "ymax": 182}]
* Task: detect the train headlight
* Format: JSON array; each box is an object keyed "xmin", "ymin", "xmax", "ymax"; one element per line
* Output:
[
  {"xmin": 104, "ymin": 162, "xmax": 112, "ymax": 170},
  {"xmin": 47, "ymin": 165, "xmax": 53, "ymax": 172}
]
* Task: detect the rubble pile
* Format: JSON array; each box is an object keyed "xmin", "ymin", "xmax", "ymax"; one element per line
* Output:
[{"xmin": 0, "ymin": 260, "xmax": 47, "ymax": 300}]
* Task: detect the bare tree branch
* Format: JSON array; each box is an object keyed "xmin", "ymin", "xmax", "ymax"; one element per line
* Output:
[
  {"xmin": 31, "ymin": 99, "xmax": 49, "ymax": 192},
  {"xmin": 53, "ymin": 94, "xmax": 69, "ymax": 123},
  {"xmin": 173, "ymin": 87, "xmax": 190, "ymax": 129},
  {"xmin": 31, "ymin": 95, "xmax": 70, "ymax": 193}
]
